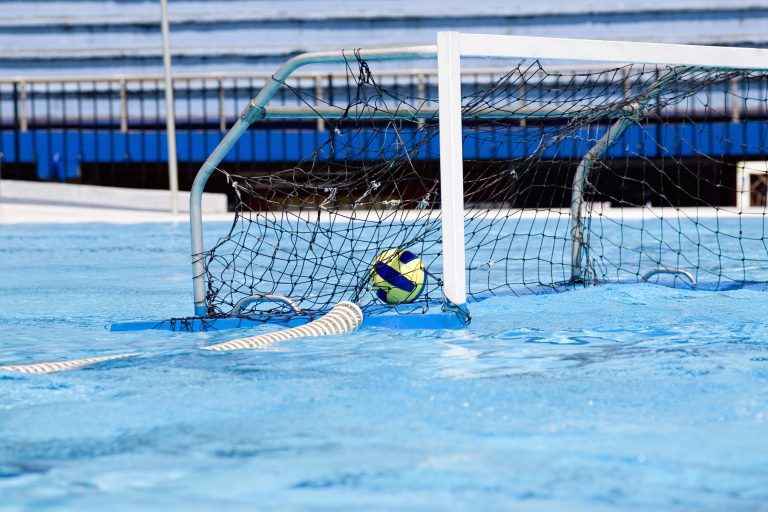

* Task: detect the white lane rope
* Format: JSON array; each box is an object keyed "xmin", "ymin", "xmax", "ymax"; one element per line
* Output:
[
  {"xmin": 0, "ymin": 353, "xmax": 139, "ymax": 374},
  {"xmin": 203, "ymin": 301, "xmax": 364, "ymax": 351},
  {"xmin": 0, "ymin": 301, "xmax": 364, "ymax": 374}
]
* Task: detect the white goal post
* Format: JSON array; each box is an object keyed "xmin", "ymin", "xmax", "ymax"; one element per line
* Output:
[{"xmin": 188, "ymin": 32, "xmax": 768, "ymax": 320}]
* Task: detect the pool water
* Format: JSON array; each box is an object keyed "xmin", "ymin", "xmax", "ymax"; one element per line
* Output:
[{"xmin": 1, "ymin": 222, "xmax": 767, "ymax": 511}]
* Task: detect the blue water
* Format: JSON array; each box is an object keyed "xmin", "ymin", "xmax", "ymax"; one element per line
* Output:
[{"xmin": 1, "ymin": 222, "xmax": 768, "ymax": 511}]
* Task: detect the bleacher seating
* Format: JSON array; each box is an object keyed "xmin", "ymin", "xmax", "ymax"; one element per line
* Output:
[{"xmin": 1, "ymin": 1, "xmax": 766, "ymax": 77}]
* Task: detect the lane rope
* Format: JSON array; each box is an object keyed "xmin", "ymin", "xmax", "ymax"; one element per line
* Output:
[
  {"xmin": 203, "ymin": 301, "xmax": 364, "ymax": 351},
  {"xmin": 0, "ymin": 353, "xmax": 139, "ymax": 374},
  {"xmin": 0, "ymin": 301, "xmax": 364, "ymax": 373}
]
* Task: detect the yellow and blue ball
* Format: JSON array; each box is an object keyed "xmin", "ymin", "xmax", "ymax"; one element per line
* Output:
[{"xmin": 370, "ymin": 248, "xmax": 425, "ymax": 305}]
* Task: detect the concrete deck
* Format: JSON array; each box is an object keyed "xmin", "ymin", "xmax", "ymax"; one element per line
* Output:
[
  {"xmin": 0, "ymin": 180, "xmax": 233, "ymax": 224},
  {"xmin": 2, "ymin": 180, "xmax": 765, "ymax": 225},
  {"xmin": 0, "ymin": 200, "xmax": 237, "ymax": 224}
]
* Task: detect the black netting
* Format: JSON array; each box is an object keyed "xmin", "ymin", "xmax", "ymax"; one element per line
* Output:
[{"xmin": 201, "ymin": 55, "xmax": 768, "ymax": 321}]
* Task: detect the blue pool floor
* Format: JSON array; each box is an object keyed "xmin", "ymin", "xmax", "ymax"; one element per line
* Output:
[{"xmin": 1, "ymin": 222, "xmax": 768, "ymax": 511}]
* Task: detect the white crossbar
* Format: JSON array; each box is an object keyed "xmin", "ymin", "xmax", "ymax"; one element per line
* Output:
[{"xmin": 457, "ymin": 33, "xmax": 768, "ymax": 70}]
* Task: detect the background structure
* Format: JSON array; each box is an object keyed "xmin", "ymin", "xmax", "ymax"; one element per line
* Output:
[{"xmin": 2, "ymin": 0, "xmax": 767, "ymax": 201}]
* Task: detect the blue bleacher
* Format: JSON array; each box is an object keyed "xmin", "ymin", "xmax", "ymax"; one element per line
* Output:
[
  {"xmin": 10, "ymin": 120, "xmax": 768, "ymax": 181},
  {"xmin": 3, "ymin": 1, "xmax": 767, "ymax": 77}
]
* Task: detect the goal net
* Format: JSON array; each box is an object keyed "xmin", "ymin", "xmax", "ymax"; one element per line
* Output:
[{"xmin": 197, "ymin": 35, "xmax": 768, "ymax": 323}]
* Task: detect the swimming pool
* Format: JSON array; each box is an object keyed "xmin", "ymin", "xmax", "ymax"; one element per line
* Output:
[{"xmin": 1, "ymin": 221, "xmax": 767, "ymax": 510}]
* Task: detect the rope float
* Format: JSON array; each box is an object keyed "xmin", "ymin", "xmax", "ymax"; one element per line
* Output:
[
  {"xmin": 203, "ymin": 301, "xmax": 364, "ymax": 351},
  {"xmin": 0, "ymin": 353, "xmax": 139, "ymax": 374},
  {"xmin": 0, "ymin": 301, "xmax": 364, "ymax": 374}
]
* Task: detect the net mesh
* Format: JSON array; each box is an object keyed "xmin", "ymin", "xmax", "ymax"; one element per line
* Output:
[{"xmin": 201, "ymin": 55, "xmax": 768, "ymax": 321}]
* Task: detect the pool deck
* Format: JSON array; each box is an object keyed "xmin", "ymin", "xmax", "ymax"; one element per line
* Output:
[
  {"xmin": 0, "ymin": 200, "xmax": 237, "ymax": 224},
  {"xmin": 0, "ymin": 180, "xmax": 233, "ymax": 224},
  {"xmin": 2, "ymin": 180, "xmax": 767, "ymax": 224}
]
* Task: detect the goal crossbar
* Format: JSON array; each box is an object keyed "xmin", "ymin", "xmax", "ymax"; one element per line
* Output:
[{"xmin": 458, "ymin": 33, "xmax": 768, "ymax": 70}]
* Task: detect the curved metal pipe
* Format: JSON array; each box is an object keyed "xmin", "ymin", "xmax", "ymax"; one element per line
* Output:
[
  {"xmin": 190, "ymin": 45, "xmax": 437, "ymax": 316},
  {"xmin": 641, "ymin": 267, "xmax": 697, "ymax": 287},
  {"xmin": 569, "ymin": 116, "xmax": 634, "ymax": 282},
  {"xmin": 227, "ymin": 294, "xmax": 302, "ymax": 316},
  {"xmin": 569, "ymin": 68, "xmax": 687, "ymax": 283}
]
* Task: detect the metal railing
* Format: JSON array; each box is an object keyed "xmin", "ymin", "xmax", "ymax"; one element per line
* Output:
[
  {"xmin": 0, "ymin": 63, "xmax": 761, "ymax": 184},
  {"xmin": 1, "ymin": 63, "xmax": 755, "ymax": 129},
  {"xmin": 0, "ymin": 67, "xmax": 446, "ymax": 182},
  {"xmin": 0, "ymin": 68, "xmax": 443, "ymax": 135}
]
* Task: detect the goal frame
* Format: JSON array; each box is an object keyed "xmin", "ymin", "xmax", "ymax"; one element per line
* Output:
[
  {"xmin": 186, "ymin": 32, "xmax": 768, "ymax": 323},
  {"xmin": 436, "ymin": 32, "xmax": 768, "ymax": 312}
]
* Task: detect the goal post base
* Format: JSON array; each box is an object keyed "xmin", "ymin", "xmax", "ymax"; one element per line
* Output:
[{"xmin": 110, "ymin": 309, "xmax": 467, "ymax": 333}]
